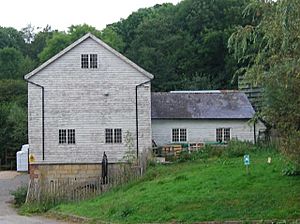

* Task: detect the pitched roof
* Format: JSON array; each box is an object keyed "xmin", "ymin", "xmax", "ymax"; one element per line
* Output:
[
  {"xmin": 24, "ymin": 33, "xmax": 154, "ymax": 80},
  {"xmin": 151, "ymin": 91, "xmax": 255, "ymax": 119}
]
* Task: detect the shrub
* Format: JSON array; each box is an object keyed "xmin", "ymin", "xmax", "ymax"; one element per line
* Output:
[
  {"xmin": 282, "ymin": 161, "xmax": 300, "ymax": 176},
  {"xmin": 224, "ymin": 140, "xmax": 254, "ymax": 158},
  {"xmin": 10, "ymin": 185, "xmax": 27, "ymax": 207}
]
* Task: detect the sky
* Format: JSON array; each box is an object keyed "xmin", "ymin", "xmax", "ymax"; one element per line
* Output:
[{"xmin": 1, "ymin": 0, "xmax": 182, "ymax": 32}]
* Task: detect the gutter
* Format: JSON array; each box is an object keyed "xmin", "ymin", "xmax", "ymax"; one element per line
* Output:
[
  {"xmin": 135, "ymin": 80, "xmax": 151, "ymax": 160},
  {"xmin": 24, "ymin": 78, "xmax": 45, "ymax": 161}
]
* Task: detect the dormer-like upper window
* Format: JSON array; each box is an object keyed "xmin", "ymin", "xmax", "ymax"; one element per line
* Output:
[{"xmin": 81, "ymin": 54, "xmax": 97, "ymax": 69}]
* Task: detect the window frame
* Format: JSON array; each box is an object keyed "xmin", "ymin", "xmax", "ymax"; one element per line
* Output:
[
  {"xmin": 172, "ymin": 128, "xmax": 187, "ymax": 143},
  {"xmin": 105, "ymin": 128, "xmax": 122, "ymax": 144},
  {"xmin": 67, "ymin": 129, "xmax": 76, "ymax": 144},
  {"xmin": 81, "ymin": 54, "xmax": 89, "ymax": 68},
  {"xmin": 59, "ymin": 129, "xmax": 67, "ymax": 144},
  {"xmin": 89, "ymin": 54, "xmax": 98, "ymax": 68},
  {"xmin": 216, "ymin": 128, "xmax": 231, "ymax": 143}
]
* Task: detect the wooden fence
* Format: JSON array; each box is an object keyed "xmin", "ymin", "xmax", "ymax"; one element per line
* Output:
[{"xmin": 26, "ymin": 165, "xmax": 141, "ymax": 203}]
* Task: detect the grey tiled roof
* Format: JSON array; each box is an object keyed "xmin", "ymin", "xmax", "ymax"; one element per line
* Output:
[{"xmin": 151, "ymin": 91, "xmax": 255, "ymax": 119}]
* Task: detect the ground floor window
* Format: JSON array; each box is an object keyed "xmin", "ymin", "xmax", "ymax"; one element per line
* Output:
[
  {"xmin": 216, "ymin": 128, "xmax": 231, "ymax": 143},
  {"xmin": 172, "ymin": 128, "xmax": 187, "ymax": 142},
  {"xmin": 59, "ymin": 129, "xmax": 75, "ymax": 144},
  {"xmin": 105, "ymin": 128, "xmax": 122, "ymax": 143}
]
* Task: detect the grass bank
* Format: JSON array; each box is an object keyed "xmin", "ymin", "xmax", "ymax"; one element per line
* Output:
[{"xmin": 51, "ymin": 149, "xmax": 300, "ymax": 223}]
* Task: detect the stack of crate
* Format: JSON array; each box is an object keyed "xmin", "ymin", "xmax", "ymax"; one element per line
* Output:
[
  {"xmin": 189, "ymin": 143, "xmax": 205, "ymax": 151},
  {"xmin": 161, "ymin": 144, "xmax": 183, "ymax": 159}
]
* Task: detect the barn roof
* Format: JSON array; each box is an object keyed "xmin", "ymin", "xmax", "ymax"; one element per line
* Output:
[
  {"xmin": 24, "ymin": 33, "xmax": 154, "ymax": 80},
  {"xmin": 151, "ymin": 91, "xmax": 255, "ymax": 119}
]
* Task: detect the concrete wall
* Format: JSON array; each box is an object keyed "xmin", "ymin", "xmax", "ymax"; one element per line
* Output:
[
  {"xmin": 152, "ymin": 119, "xmax": 265, "ymax": 146},
  {"xmin": 28, "ymin": 37, "xmax": 152, "ymax": 164}
]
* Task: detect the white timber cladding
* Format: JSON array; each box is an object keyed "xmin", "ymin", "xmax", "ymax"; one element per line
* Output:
[
  {"xmin": 28, "ymin": 37, "xmax": 152, "ymax": 163},
  {"xmin": 152, "ymin": 119, "xmax": 265, "ymax": 146}
]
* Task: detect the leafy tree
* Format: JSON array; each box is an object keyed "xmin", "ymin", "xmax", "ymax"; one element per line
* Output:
[
  {"xmin": 228, "ymin": 0, "xmax": 300, "ymax": 170},
  {"xmin": 0, "ymin": 27, "xmax": 26, "ymax": 53}
]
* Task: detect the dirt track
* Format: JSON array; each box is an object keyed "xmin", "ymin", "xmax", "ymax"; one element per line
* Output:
[{"xmin": 0, "ymin": 171, "xmax": 68, "ymax": 224}]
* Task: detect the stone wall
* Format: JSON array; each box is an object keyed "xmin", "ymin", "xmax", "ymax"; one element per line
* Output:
[{"xmin": 29, "ymin": 163, "xmax": 118, "ymax": 181}]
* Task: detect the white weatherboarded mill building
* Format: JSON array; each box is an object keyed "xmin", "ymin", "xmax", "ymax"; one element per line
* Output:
[{"xmin": 25, "ymin": 33, "xmax": 153, "ymax": 180}]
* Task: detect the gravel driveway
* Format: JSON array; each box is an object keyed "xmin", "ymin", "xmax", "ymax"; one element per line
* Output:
[{"xmin": 0, "ymin": 171, "xmax": 68, "ymax": 224}]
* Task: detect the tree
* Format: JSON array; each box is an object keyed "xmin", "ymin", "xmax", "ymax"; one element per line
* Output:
[
  {"xmin": 228, "ymin": 0, "xmax": 300, "ymax": 170},
  {"xmin": 0, "ymin": 27, "xmax": 26, "ymax": 53}
]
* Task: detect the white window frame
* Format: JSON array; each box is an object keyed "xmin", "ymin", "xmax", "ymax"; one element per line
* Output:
[
  {"xmin": 171, "ymin": 128, "xmax": 187, "ymax": 143},
  {"xmin": 59, "ymin": 129, "xmax": 75, "ymax": 144},
  {"xmin": 81, "ymin": 54, "xmax": 98, "ymax": 69},
  {"xmin": 105, "ymin": 128, "xmax": 122, "ymax": 144},
  {"xmin": 216, "ymin": 128, "xmax": 231, "ymax": 143}
]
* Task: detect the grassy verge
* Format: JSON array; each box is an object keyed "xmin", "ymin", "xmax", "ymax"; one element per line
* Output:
[{"xmin": 50, "ymin": 149, "xmax": 300, "ymax": 223}]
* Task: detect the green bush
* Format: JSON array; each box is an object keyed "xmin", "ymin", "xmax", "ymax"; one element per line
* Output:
[
  {"xmin": 282, "ymin": 162, "xmax": 300, "ymax": 176},
  {"xmin": 224, "ymin": 140, "xmax": 254, "ymax": 158},
  {"xmin": 10, "ymin": 186, "xmax": 27, "ymax": 207}
]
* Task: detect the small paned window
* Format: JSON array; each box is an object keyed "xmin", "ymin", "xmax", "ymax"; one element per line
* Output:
[
  {"xmin": 68, "ymin": 129, "xmax": 76, "ymax": 144},
  {"xmin": 216, "ymin": 128, "xmax": 231, "ymax": 143},
  {"xmin": 114, "ymin": 129, "xmax": 122, "ymax": 143},
  {"xmin": 81, "ymin": 54, "xmax": 89, "ymax": 68},
  {"xmin": 105, "ymin": 128, "xmax": 122, "ymax": 144},
  {"xmin": 216, "ymin": 128, "xmax": 223, "ymax": 142},
  {"xmin": 180, "ymin": 129, "xmax": 187, "ymax": 142},
  {"xmin": 172, "ymin": 129, "xmax": 187, "ymax": 142},
  {"xmin": 59, "ymin": 129, "xmax": 66, "ymax": 144},
  {"xmin": 172, "ymin": 129, "xmax": 179, "ymax": 142},
  {"xmin": 224, "ymin": 128, "xmax": 231, "ymax": 142},
  {"xmin": 105, "ymin": 129, "xmax": 113, "ymax": 143},
  {"xmin": 90, "ymin": 54, "xmax": 98, "ymax": 68}
]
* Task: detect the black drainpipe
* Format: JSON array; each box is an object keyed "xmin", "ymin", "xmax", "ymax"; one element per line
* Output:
[
  {"xmin": 135, "ymin": 80, "xmax": 151, "ymax": 160},
  {"xmin": 24, "ymin": 78, "xmax": 45, "ymax": 161}
]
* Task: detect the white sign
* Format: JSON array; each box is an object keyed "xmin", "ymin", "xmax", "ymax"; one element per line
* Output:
[{"xmin": 244, "ymin": 154, "xmax": 250, "ymax": 166}]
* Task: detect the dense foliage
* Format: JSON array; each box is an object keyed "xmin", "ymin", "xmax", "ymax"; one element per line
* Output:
[{"xmin": 228, "ymin": 0, "xmax": 300, "ymax": 170}]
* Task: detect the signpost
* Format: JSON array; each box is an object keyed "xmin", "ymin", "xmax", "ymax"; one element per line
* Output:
[{"xmin": 244, "ymin": 154, "xmax": 250, "ymax": 175}]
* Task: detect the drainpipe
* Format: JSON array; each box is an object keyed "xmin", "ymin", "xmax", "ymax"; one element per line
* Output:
[
  {"xmin": 24, "ymin": 78, "xmax": 45, "ymax": 161},
  {"xmin": 135, "ymin": 80, "xmax": 151, "ymax": 160}
]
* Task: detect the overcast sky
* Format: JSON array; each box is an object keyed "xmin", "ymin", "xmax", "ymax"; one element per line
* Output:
[{"xmin": 1, "ymin": 0, "xmax": 182, "ymax": 31}]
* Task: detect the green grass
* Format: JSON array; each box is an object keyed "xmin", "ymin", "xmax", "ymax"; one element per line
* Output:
[{"xmin": 52, "ymin": 151, "xmax": 300, "ymax": 223}]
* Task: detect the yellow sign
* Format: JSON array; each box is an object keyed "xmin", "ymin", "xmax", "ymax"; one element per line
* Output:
[{"xmin": 29, "ymin": 154, "xmax": 35, "ymax": 163}]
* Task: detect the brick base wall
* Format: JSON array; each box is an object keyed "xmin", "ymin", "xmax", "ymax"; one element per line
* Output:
[{"xmin": 29, "ymin": 163, "xmax": 116, "ymax": 181}]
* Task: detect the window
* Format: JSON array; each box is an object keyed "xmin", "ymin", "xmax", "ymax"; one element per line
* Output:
[
  {"xmin": 68, "ymin": 129, "xmax": 76, "ymax": 144},
  {"xmin": 105, "ymin": 129, "xmax": 113, "ymax": 143},
  {"xmin": 114, "ymin": 129, "xmax": 122, "ymax": 143},
  {"xmin": 224, "ymin": 128, "xmax": 230, "ymax": 142},
  {"xmin": 216, "ymin": 128, "xmax": 231, "ymax": 143},
  {"xmin": 59, "ymin": 129, "xmax": 66, "ymax": 144},
  {"xmin": 172, "ymin": 128, "xmax": 187, "ymax": 142},
  {"xmin": 216, "ymin": 128, "xmax": 223, "ymax": 142},
  {"xmin": 59, "ymin": 129, "xmax": 75, "ymax": 144},
  {"xmin": 105, "ymin": 128, "xmax": 122, "ymax": 144},
  {"xmin": 90, "ymin": 54, "xmax": 98, "ymax": 68},
  {"xmin": 180, "ymin": 129, "xmax": 187, "ymax": 142},
  {"xmin": 81, "ymin": 54, "xmax": 98, "ymax": 68},
  {"xmin": 81, "ymin": 54, "xmax": 89, "ymax": 68}
]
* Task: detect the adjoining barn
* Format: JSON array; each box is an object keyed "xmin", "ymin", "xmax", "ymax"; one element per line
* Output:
[{"xmin": 151, "ymin": 91, "xmax": 265, "ymax": 147}]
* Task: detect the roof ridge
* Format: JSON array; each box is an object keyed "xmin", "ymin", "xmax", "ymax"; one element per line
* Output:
[{"xmin": 24, "ymin": 33, "xmax": 154, "ymax": 80}]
